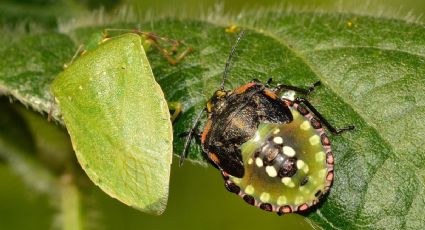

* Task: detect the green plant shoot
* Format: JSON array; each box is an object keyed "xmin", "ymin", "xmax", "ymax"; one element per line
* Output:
[{"xmin": 51, "ymin": 33, "xmax": 173, "ymax": 215}]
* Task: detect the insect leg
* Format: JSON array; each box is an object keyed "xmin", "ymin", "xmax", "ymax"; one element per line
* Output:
[
  {"xmin": 179, "ymin": 131, "xmax": 220, "ymax": 170},
  {"xmin": 103, "ymin": 29, "xmax": 193, "ymax": 65},
  {"xmin": 142, "ymin": 32, "xmax": 193, "ymax": 65},
  {"xmin": 180, "ymin": 109, "xmax": 206, "ymax": 166},
  {"xmin": 273, "ymin": 81, "xmax": 321, "ymax": 95},
  {"xmin": 294, "ymin": 97, "xmax": 355, "ymax": 135},
  {"xmin": 47, "ymin": 103, "xmax": 54, "ymax": 122},
  {"xmin": 63, "ymin": 44, "xmax": 84, "ymax": 69},
  {"xmin": 179, "ymin": 130, "xmax": 201, "ymax": 140},
  {"xmin": 167, "ymin": 101, "xmax": 183, "ymax": 122}
]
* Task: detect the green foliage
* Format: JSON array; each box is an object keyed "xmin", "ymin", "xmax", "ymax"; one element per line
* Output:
[
  {"xmin": 240, "ymin": 13, "xmax": 425, "ymax": 229},
  {"xmin": 1, "ymin": 9, "xmax": 425, "ymax": 230},
  {"xmin": 0, "ymin": 0, "xmax": 86, "ymax": 28},
  {"xmin": 0, "ymin": 33, "xmax": 75, "ymax": 116},
  {"xmin": 0, "ymin": 99, "xmax": 60, "ymax": 196}
]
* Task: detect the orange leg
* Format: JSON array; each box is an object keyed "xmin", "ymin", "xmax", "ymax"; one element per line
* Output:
[{"xmin": 104, "ymin": 29, "xmax": 193, "ymax": 65}]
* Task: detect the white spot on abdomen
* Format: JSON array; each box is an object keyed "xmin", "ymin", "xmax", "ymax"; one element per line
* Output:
[
  {"xmin": 303, "ymin": 164, "xmax": 309, "ymax": 173},
  {"xmin": 282, "ymin": 146, "xmax": 296, "ymax": 157},
  {"xmin": 309, "ymin": 135, "xmax": 320, "ymax": 145},
  {"xmin": 315, "ymin": 151, "xmax": 325, "ymax": 162},
  {"xmin": 281, "ymin": 177, "xmax": 295, "ymax": 188},
  {"xmin": 265, "ymin": 166, "xmax": 277, "ymax": 177},
  {"xmin": 255, "ymin": 158, "xmax": 263, "ymax": 167},
  {"xmin": 260, "ymin": 192, "xmax": 271, "ymax": 202},
  {"xmin": 277, "ymin": 195, "xmax": 287, "ymax": 205},
  {"xmin": 297, "ymin": 160, "xmax": 305, "ymax": 169},
  {"xmin": 245, "ymin": 185, "xmax": 255, "ymax": 195},
  {"xmin": 273, "ymin": 136, "xmax": 283, "ymax": 144},
  {"xmin": 300, "ymin": 120, "xmax": 311, "ymax": 130}
]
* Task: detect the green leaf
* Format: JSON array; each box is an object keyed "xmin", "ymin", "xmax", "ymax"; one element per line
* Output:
[
  {"xmin": 236, "ymin": 12, "xmax": 425, "ymax": 229},
  {"xmin": 98, "ymin": 17, "xmax": 424, "ymax": 228},
  {"xmin": 51, "ymin": 33, "xmax": 173, "ymax": 215},
  {"xmin": 0, "ymin": 32, "xmax": 76, "ymax": 117},
  {"xmin": 1, "ymin": 11, "xmax": 424, "ymax": 229}
]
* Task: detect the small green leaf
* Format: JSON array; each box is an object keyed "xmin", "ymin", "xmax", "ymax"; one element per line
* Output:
[{"xmin": 51, "ymin": 33, "xmax": 173, "ymax": 214}]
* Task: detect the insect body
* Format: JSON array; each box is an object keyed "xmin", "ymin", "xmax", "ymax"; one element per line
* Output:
[
  {"xmin": 202, "ymin": 82, "xmax": 293, "ymax": 178},
  {"xmin": 181, "ymin": 30, "xmax": 354, "ymax": 214}
]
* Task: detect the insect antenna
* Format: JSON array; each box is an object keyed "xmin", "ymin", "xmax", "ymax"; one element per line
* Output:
[
  {"xmin": 179, "ymin": 108, "xmax": 205, "ymax": 166},
  {"xmin": 220, "ymin": 30, "xmax": 246, "ymax": 91}
]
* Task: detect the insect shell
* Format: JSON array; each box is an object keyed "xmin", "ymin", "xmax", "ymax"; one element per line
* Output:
[
  {"xmin": 202, "ymin": 82, "xmax": 334, "ymax": 215},
  {"xmin": 181, "ymin": 30, "xmax": 353, "ymax": 215}
]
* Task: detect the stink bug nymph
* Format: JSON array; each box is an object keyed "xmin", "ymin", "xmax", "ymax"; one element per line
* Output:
[{"xmin": 180, "ymin": 30, "xmax": 354, "ymax": 215}]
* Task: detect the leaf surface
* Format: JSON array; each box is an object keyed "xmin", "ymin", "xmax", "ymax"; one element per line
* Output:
[{"xmin": 0, "ymin": 12, "xmax": 424, "ymax": 228}]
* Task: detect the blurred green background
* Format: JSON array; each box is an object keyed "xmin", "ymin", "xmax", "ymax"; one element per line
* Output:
[
  {"xmin": 1, "ymin": 0, "xmax": 425, "ymax": 229},
  {"xmin": 2, "ymin": 0, "xmax": 425, "ymax": 27}
]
